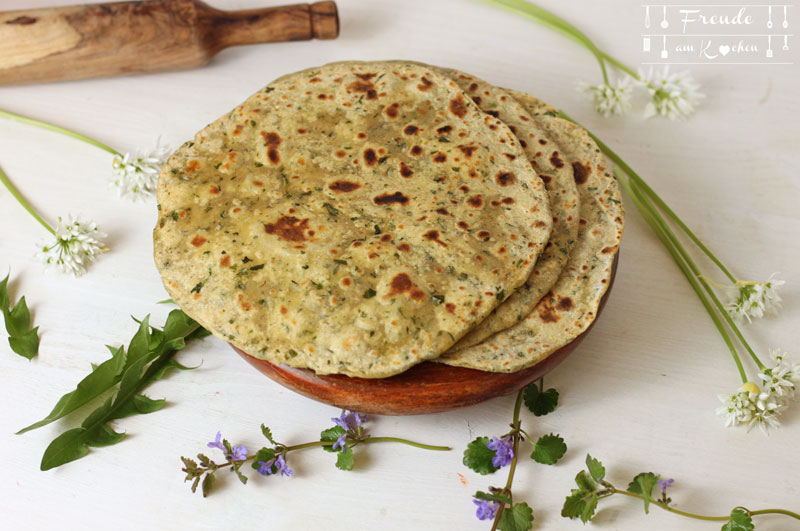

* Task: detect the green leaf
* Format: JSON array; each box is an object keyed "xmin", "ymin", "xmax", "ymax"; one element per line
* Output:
[
  {"xmin": 474, "ymin": 490, "xmax": 512, "ymax": 505},
  {"xmin": 251, "ymin": 447, "xmax": 277, "ymax": 471},
  {"xmin": 721, "ymin": 508, "xmax": 754, "ymax": 531},
  {"xmin": 561, "ymin": 490, "xmax": 598, "ymax": 523},
  {"xmin": 335, "ymin": 446, "xmax": 354, "ymax": 470},
  {"xmin": 574, "ymin": 470, "xmax": 597, "ymax": 493},
  {"xmin": 497, "ymin": 502, "xmax": 534, "ymax": 531},
  {"xmin": 40, "ymin": 428, "xmax": 90, "ymax": 471},
  {"xmin": 202, "ymin": 472, "xmax": 216, "ymax": 497},
  {"xmin": 84, "ymin": 424, "xmax": 125, "ymax": 447},
  {"xmin": 523, "ymin": 384, "xmax": 559, "ymax": 416},
  {"xmin": 531, "ymin": 433, "xmax": 566, "ymax": 465},
  {"xmin": 116, "ymin": 394, "xmax": 165, "ymax": 418},
  {"xmin": 17, "ymin": 344, "xmax": 126, "ymax": 433},
  {"xmin": 152, "ymin": 358, "xmax": 199, "ymax": 380},
  {"xmin": 463, "ymin": 437, "xmax": 500, "ymax": 475},
  {"xmin": 320, "ymin": 426, "xmax": 346, "ymax": 453},
  {"xmin": 261, "ymin": 424, "xmax": 276, "ymax": 444},
  {"xmin": 1, "ymin": 273, "xmax": 40, "ymax": 359},
  {"xmin": 124, "ymin": 316, "xmax": 151, "ymax": 368},
  {"xmin": 586, "ymin": 454, "xmax": 605, "ymax": 482},
  {"xmin": 627, "ymin": 472, "xmax": 660, "ymax": 514}
]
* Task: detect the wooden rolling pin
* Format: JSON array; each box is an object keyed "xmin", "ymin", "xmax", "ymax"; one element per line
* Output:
[{"xmin": 0, "ymin": 0, "xmax": 339, "ymax": 85}]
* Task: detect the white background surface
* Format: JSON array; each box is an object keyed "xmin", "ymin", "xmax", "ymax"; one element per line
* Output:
[{"xmin": 1, "ymin": 1, "xmax": 799, "ymax": 530}]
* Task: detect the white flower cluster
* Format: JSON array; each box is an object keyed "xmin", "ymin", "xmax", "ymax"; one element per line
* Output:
[
  {"xmin": 726, "ymin": 273, "xmax": 784, "ymax": 323},
  {"xmin": 579, "ymin": 66, "xmax": 703, "ymax": 120},
  {"xmin": 36, "ymin": 215, "xmax": 106, "ymax": 276},
  {"xmin": 111, "ymin": 142, "xmax": 169, "ymax": 201},
  {"xmin": 717, "ymin": 349, "xmax": 800, "ymax": 433}
]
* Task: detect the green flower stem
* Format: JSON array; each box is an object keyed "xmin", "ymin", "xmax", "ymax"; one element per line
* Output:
[
  {"xmin": 490, "ymin": 387, "xmax": 525, "ymax": 531},
  {"xmin": 0, "ymin": 108, "xmax": 121, "ymax": 157},
  {"xmin": 355, "ymin": 436, "xmax": 451, "ymax": 451},
  {"xmin": 0, "ymin": 164, "xmax": 55, "ymax": 235},
  {"xmin": 480, "ymin": 0, "xmax": 609, "ymax": 83},
  {"xmin": 612, "ymin": 489, "xmax": 800, "ymax": 523},
  {"xmin": 564, "ymin": 111, "xmax": 737, "ymax": 284},
  {"xmin": 628, "ymin": 178, "xmax": 765, "ymax": 370},
  {"xmin": 620, "ymin": 173, "xmax": 748, "ymax": 383}
]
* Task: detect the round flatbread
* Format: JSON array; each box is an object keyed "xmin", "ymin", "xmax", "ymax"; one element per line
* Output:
[
  {"xmin": 153, "ymin": 61, "xmax": 552, "ymax": 378},
  {"xmin": 431, "ymin": 69, "xmax": 580, "ymax": 350},
  {"xmin": 438, "ymin": 95, "xmax": 624, "ymax": 372}
]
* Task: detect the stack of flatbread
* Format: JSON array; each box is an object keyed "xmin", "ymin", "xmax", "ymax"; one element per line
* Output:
[{"xmin": 153, "ymin": 61, "xmax": 624, "ymax": 378}]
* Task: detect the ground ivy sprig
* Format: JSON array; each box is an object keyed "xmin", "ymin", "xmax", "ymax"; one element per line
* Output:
[
  {"xmin": 0, "ymin": 272, "xmax": 40, "ymax": 360},
  {"xmin": 557, "ymin": 112, "xmax": 795, "ymax": 432},
  {"xmin": 0, "ymin": 108, "xmax": 167, "ymax": 201},
  {"xmin": 562, "ymin": 455, "xmax": 800, "ymax": 528},
  {"xmin": 480, "ymin": 0, "xmax": 703, "ymax": 119},
  {"xmin": 463, "ymin": 379, "xmax": 565, "ymax": 530},
  {"xmin": 0, "ymin": 164, "xmax": 106, "ymax": 276},
  {"xmin": 182, "ymin": 411, "xmax": 450, "ymax": 497}
]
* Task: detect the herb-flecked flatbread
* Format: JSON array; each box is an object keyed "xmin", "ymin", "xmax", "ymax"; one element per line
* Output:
[
  {"xmin": 153, "ymin": 61, "xmax": 553, "ymax": 378},
  {"xmin": 431, "ymin": 69, "xmax": 580, "ymax": 350},
  {"xmin": 438, "ymin": 95, "xmax": 624, "ymax": 372}
]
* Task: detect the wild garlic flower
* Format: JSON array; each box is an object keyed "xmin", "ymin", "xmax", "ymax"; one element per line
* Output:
[
  {"xmin": 580, "ymin": 77, "xmax": 634, "ymax": 117},
  {"xmin": 759, "ymin": 349, "xmax": 799, "ymax": 402},
  {"xmin": 36, "ymin": 215, "xmax": 106, "ymax": 276},
  {"xmin": 727, "ymin": 274, "xmax": 784, "ymax": 323},
  {"xmin": 111, "ymin": 141, "xmax": 169, "ymax": 201},
  {"xmin": 639, "ymin": 66, "xmax": 704, "ymax": 120},
  {"xmin": 716, "ymin": 383, "xmax": 758, "ymax": 428}
]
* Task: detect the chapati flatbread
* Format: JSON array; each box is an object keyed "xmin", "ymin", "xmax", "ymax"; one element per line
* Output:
[
  {"xmin": 438, "ymin": 95, "xmax": 624, "ymax": 372},
  {"xmin": 153, "ymin": 61, "xmax": 552, "ymax": 378}
]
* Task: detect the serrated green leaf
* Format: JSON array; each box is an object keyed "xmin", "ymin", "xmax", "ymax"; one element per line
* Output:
[
  {"xmin": 17, "ymin": 345, "xmax": 126, "ymax": 433},
  {"xmin": 586, "ymin": 454, "xmax": 605, "ymax": 482},
  {"xmin": 40, "ymin": 428, "xmax": 90, "ymax": 470},
  {"xmin": 202, "ymin": 472, "xmax": 215, "ymax": 497},
  {"xmin": 474, "ymin": 490, "xmax": 512, "ymax": 505},
  {"xmin": 531, "ymin": 433, "xmax": 566, "ymax": 465},
  {"xmin": 320, "ymin": 426, "xmax": 346, "ymax": 453},
  {"xmin": 627, "ymin": 472, "xmax": 660, "ymax": 514},
  {"xmin": 153, "ymin": 358, "xmax": 199, "ymax": 380},
  {"xmin": 721, "ymin": 508, "xmax": 754, "ymax": 531},
  {"xmin": 497, "ymin": 502, "xmax": 533, "ymax": 531},
  {"xmin": 523, "ymin": 384, "xmax": 559, "ymax": 416},
  {"xmin": 116, "ymin": 394, "xmax": 165, "ymax": 418},
  {"xmin": 463, "ymin": 437, "xmax": 500, "ymax": 475},
  {"xmin": 251, "ymin": 447, "xmax": 277, "ymax": 471},
  {"xmin": 235, "ymin": 467, "xmax": 248, "ymax": 485},
  {"xmin": 575, "ymin": 470, "xmax": 597, "ymax": 493},
  {"xmin": 124, "ymin": 316, "xmax": 151, "ymax": 368},
  {"xmin": 561, "ymin": 489, "xmax": 598, "ymax": 523},
  {"xmin": 84, "ymin": 423, "xmax": 125, "ymax": 447},
  {"xmin": 261, "ymin": 424, "xmax": 276, "ymax": 444},
  {"xmin": 336, "ymin": 446, "xmax": 354, "ymax": 470},
  {"xmin": 1, "ymin": 274, "xmax": 40, "ymax": 360}
]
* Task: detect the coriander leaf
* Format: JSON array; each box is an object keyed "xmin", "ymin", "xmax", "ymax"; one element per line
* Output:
[
  {"xmin": 474, "ymin": 490, "xmax": 512, "ymax": 505},
  {"xmin": 586, "ymin": 454, "xmax": 605, "ymax": 482},
  {"xmin": 261, "ymin": 424, "xmax": 276, "ymax": 444},
  {"xmin": 561, "ymin": 490, "xmax": 598, "ymax": 523},
  {"xmin": 627, "ymin": 472, "xmax": 660, "ymax": 514},
  {"xmin": 721, "ymin": 508, "xmax": 754, "ymax": 531},
  {"xmin": 1, "ymin": 274, "xmax": 40, "ymax": 360},
  {"xmin": 531, "ymin": 433, "xmax": 566, "ymax": 465},
  {"xmin": 202, "ymin": 472, "xmax": 216, "ymax": 497},
  {"xmin": 17, "ymin": 344, "xmax": 126, "ymax": 434},
  {"xmin": 336, "ymin": 446, "xmax": 354, "ymax": 471},
  {"xmin": 523, "ymin": 384, "xmax": 559, "ymax": 416},
  {"xmin": 320, "ymin": 426, "xmax": 346, "ymax": 453},
  {"xmin": 497, "ymin": 502, "xmax": 534, "ymax": 531},
  {"xmin": 463, "ymin": 437, "xmax": 500, "ymax": 475}
]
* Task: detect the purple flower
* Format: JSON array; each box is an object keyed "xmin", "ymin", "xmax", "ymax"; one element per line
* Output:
[
  {"xmin": 207, "ymin": 431, "xmax": 225, "ymax": 451},
  {"xmin": 332, "ymin": 410, "xmax": 367, "ymax": 432},
  {"xmin": 658, "ymin": 478, "xmax": 674, "ymax": 495},
  {"xmin": 258, "ymin": 454, "xmax": 293, "ymax": 477},
  {"xmin": 332, "ymin": 433, "xmax": 348, "ymax": 451},
  {"xmin": 486, "ymin": 436, "xmax": 514, "ymax": 468},
  {"xmin": 473, "ymin": 499, "xmax": 499, "ymax": 521},
  {"xmin": 230, "ymin": 444, "xmax": 248, "ymax": 461}
]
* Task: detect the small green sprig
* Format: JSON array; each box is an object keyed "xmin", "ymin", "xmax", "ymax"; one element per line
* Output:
[
  {"xmin": 17, "ymin": 308, "xmax": 209, "ymax": 470},
  {"xmin": 0, "ymin": 272, "xmax": 40, "ymax": 360},
  {"xmin": 182, "ymin": 411, "xmax": 451, "ymax": 497},
  {"xmin": 563, "ymin": 455, "xmax": 800, "ymax": 528},
  {"xmin": 463, "ymin": 379, "xmax": 565, "ymax": 530}
]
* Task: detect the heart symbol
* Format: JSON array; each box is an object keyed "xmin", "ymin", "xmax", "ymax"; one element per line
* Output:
[{"xmin": 719, "ymin": 45, "xmax": 731, "ymax": 56}]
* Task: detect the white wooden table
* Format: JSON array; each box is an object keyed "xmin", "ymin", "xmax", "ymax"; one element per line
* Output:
[{"xmin": 2, "ymin": 1, "xmax": 798, "ymax": 530}]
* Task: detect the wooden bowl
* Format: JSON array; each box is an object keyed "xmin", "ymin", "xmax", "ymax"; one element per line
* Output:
[{"xmin": 235, "ymin": 257, "xmax": 618, "ymax": 415}]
